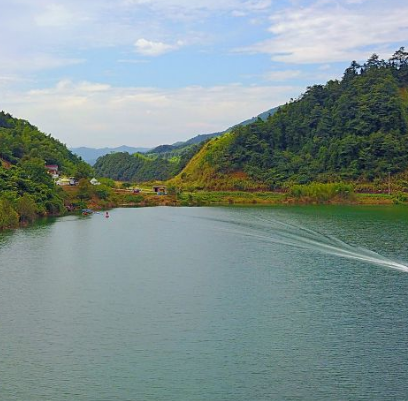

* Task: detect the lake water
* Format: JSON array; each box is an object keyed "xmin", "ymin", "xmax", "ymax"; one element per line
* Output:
[{"xmin": 1, "ymin": 206, "xmax": 408, "ymax": 400}]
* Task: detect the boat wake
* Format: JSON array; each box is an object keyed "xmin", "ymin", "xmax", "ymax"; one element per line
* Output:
[{"xmin": 209, "ymin": 214, "xmax": 408, "ymax": 273}]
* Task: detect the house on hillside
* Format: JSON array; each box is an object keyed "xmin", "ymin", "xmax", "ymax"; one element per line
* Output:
[
  {"xmin": 45, "ymin": 164, "xmax": 59, "ymax": 178},
  {"xmin": 153, "ymin": 185, "xmax": 167, "ymax": 195}
]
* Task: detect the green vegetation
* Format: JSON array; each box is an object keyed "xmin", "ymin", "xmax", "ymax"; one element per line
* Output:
[
  {"xmin": 0, "ymin": 111, "xmax": 94, "ymax": 228},
  {"xmin": 94, "ymin": 142, "xmax": 204, "ymax": 182},
  {"xmin": 288, "ymin": 182, "xmax": 355, "ymax": 203},
  {"xmin": 173, "ymin": 48, "xmax": 408, "ymax": 190}
]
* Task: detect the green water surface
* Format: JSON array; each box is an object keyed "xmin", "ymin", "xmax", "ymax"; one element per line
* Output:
[{"xmin": 1, "ymin": 206, "xmax": 408, "ymax": 400}]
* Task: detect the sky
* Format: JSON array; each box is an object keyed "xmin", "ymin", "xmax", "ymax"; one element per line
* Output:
[{"xmin": 1, "ymin": 0, "xmax": 407, "ymax": 148}]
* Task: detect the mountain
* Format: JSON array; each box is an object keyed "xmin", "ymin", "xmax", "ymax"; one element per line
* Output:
[
  {"xmin": 71, "ymin": 145, "xmax": 150, "ymax": 165},
  {"xmin": 0, "ymin": 111, "xmax": 93, "ymax": 228},
  {"xmin": 94, "ymin": 107, "xmax": 278, "ymax": 182},
  {"xmin": 170, "ymin": 49, "xmax": 408, "ymax": 190},
  {"xmin": 149, "ymin": 106, "xmax": 278, "ymax": 154},
  {"xmin": 94, "ymin": 142, "xmax": 203, "ymax": 182}
]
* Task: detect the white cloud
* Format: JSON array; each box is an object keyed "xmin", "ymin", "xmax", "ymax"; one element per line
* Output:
[
  {"xmin": 243, "ymin": 0, "xmax": 272, "ymax": 11},
  {"xmin": 264, "ymin": 70, "xmax": 302, "ymax": 81},
  {"xmin": 0, "ymin": 54, "xmax": 85, "ymax": 72},
  {"xmin": 2, "ymin": 80, "xmax": 301, "ymax": 147},
  {"xmin": 0, "ymin": 0, "xmax": 275, "ymax": 76},
  {"xmin": 34, "ymin": 4, "xmax": 76, "ymax": 28},
  {"xmin": 238, "ymin": 1, "xmax": 408, "ymax": 63},
  {"xmin": 134, "ymin": 38, "xmax": 184, "ymax": 56}
]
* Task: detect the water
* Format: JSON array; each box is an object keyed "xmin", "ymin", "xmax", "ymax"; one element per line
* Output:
[{"xmin": 1, "ymin": 206, "xmax": 408, "ymax": 400}]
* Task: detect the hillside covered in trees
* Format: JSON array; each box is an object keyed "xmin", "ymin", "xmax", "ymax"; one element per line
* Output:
[
  {"xmin": 94, "ymin": 142, "xmax": 204, "ymax": 182},
  {"xmin": 93, "ymin": 107, "xmax": 278, "ymax": 182},
  {"xmin": 0, "ymin": 111, "xmax": 93, "ymax": 228},
  {"xmin": 171, "ymin": 48, "xmax": 408, "ymax": 190}
]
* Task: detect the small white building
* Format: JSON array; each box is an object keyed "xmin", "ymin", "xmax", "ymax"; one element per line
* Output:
[
  {"xmin": 90, "ymin": 178, "xmax": 101, "ymax": 186},
  {"xmin": 56, "ymin": 177, "xmax": 70, "ymax": 186}
]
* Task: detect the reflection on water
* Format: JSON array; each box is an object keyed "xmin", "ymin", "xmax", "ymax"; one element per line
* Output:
[{"xmin": 1, "ymin": 206, "xmax": 408, "ymax": 401}]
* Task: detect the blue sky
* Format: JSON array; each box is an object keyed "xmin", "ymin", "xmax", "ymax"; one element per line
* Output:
[{"xmin": 1, "ymin": 0, "xmax": 407, "ymax": 147}]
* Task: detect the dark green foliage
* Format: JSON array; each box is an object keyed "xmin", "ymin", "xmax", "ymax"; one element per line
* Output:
[
  {"xmin": 0, "ymin": 165, "xmax": 64, "ymax": 215},
  {"xmin": 94, "ymin": 185, "xmax": 112, "ymax": 200},
  {"xmin": 0, "ymin": 198, "xmax": 19, "ymax": 229},
  {"xmin": 77, "ymin": 179, "xmax": 94, "ymax": 200},
  {"xmin": 16, "ymin": 194, "xmax": 37, "ymax": 222}
]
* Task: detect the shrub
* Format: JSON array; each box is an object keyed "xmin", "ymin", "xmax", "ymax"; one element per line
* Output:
[
  {"xmin": 16, "ymin": 194, "xmax": 37, "ymax": 222},
  {"xmin": 288, "ymin": 182, "xmax": 354, "ymax": 203},
  {"xmin": 0, "ymin": 199, "xmax": 19, "ymax": 229}
]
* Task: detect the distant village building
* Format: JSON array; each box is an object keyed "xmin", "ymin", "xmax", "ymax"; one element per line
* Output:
[
  {"xmin": 56, "ymin": 177, "xmax": 70, "ymax": 186},
  {"xmin": 45, "ymin": 164, "xmax": 59, "ymax": 178},
  {"xmin": 90, "ymin": 178, "xmax": 101, "ymax": 186},
  {"xmin": 153, "ymin": 185, "xmax": 167, "ymax": 195}
]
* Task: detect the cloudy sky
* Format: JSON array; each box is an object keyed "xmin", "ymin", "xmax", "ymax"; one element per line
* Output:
[{"xmin": 1, "ymin": 0, "xmax": 407, "ymax": 147}]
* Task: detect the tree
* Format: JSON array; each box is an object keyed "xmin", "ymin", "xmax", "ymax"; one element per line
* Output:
[
  {"xmin": 16, "ymin": 194, "xmax": 37, "ymax": 222},
  {"xmin": 390, "ymin": 47, "xmax": 408, "ymax": 68},
  {"xmin": 74, "ymin": 162, "xmax": 94, "ymax": 180},
  {"xmin": 77, "ymin": 179, "xmax": 94, "ymax": 200},
  {"xmin": 0, "ymin": 199, "xmax": 19, "ymax": 229}
]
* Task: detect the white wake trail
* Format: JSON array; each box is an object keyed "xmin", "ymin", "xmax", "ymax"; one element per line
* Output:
[{"xmin": 217, "ymin": 216, "xmax": 408, "ymax": 273}]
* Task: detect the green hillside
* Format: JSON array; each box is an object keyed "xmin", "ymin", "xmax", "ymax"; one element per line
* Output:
[
  {"xmin": 172, "ymin": 48, "xmax": 408, "ymax": 190},
  {"xmin": 0, "ymin": 111, "xmax": 93, "ymax": 228},
  {"xmin": 93, "ymin": 107, "xmax": 278, "ymax": 182},
  {"xmin": 94, "ymin": 142, "xmax": 203, "ymax": 182}
]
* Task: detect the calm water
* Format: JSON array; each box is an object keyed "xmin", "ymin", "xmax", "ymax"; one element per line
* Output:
[{"xmin": 1, "ymin": 206, "xmax": 408, "ymax": 400}]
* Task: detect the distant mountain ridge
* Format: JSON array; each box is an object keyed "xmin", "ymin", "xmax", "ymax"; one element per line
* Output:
[
  {"xmin": 74, "ymin": 107, "xmax": 278, "ymax": 164},
  {"xmin": 93, "ymin": 106, "xmax": 280, "ymax": 182},
  {"xmin": 149, "ymin": 106, "xmax": 278, "ymax": 154},
  {"xmin": 71, "ymin": 146, "xmax": 150, "ymax": 165}
]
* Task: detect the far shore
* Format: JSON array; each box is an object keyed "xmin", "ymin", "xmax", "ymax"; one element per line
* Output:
[
  {"xmin": 82, "ymin": 189, "xmax": 403, "ymax": 209},
  {"xmin": 1, "ymin": 188, "xmax": 406, "ymax": 233}
]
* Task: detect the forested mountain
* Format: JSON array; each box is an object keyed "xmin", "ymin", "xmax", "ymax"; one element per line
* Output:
[
  {"xmin": 0, "ymin": 111, "xmax": 93, "ymax": 228},
  {"xmin": 71, "ymin": 145, "xmax": 150, "ymax": 165},
  {"xmin": 94, "ymin": 142, "xmax": 203, "ymax": 182},
  {"xmin": 94, "ymin": 107, "xmax": 278, "ymax": 182},
  {"xmin": 171, "ymin": 48, "xmax": 408, "ymax": 190},
  {"xmin": 149, "ymin": 106, "xmax": 278, "ymax": 154}
]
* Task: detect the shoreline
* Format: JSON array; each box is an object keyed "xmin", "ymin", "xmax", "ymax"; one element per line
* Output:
[{"xmin": 1, "ymin": 190, "xmax": 406, "ymax": 233}]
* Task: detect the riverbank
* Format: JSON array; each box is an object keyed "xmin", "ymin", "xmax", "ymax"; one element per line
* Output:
[
  {"xmin": 1, "ymin": 187, "xmax": 406, "ymax": 232},
  {"xmin": 94, "ymin": 189, "xmax": 404, "ymax": 208}
]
